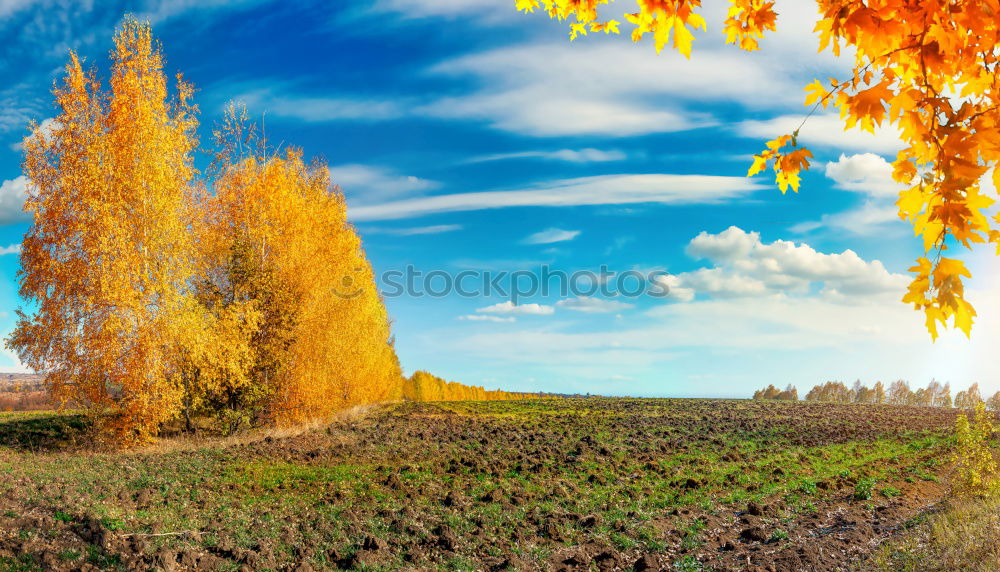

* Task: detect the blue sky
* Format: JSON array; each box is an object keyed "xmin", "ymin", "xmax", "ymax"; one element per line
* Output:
[{"xmin": 0, "ymin": 0, "xmax": 997, "ymax": 397}]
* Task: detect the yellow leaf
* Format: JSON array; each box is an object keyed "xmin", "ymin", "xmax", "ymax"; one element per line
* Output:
[{"xmin": 803, "ymin": 80, "xmax": 826, "ymax": 107}]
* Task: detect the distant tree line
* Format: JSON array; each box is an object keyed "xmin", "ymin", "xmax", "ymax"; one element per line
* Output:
[
  {"xmin": 751, "ymin": 384, "xmax": 798, "ymax": 401},
  {"xmin": 753, "ymin": 380, "xmax": 1000, "ymax": 410},
  {"xmin": 402, "ymin": 371, "xmax": 540, "ymax": 402}
]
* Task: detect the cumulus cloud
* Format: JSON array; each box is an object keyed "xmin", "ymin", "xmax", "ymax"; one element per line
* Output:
[
  {"xmin": 556, "ymin": 296, "xmax": 635, "ymax": 313},
  {"xmin": 476, "ymin": 301, "xmax": 555, "ymax": 316},
  {"xmin": 791, "ymin": 153, "xmax": 905, "ymax": 236},
  {"xmin": 522, "ymin": 228, "xmax": 580, "ymax": 245},
  {"xmin": 348, "ymin": 174, "xmax": 762, "ymax": 221},
  {"xmin": 0, "ymin": 176, "xmax": 30, "ymax": 224},
  {"xmin": 0, "ymin": 244, "xmax": 21, "ymax": 255},
  {"xmin": 824, "ymin": 153, "xmax": 898, "ymax": 197},
  {"xmin": 674, "ymin": 226, "xmax": 907, "ymax": 300}
]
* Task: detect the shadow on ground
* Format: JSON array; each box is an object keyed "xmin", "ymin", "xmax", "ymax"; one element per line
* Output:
[{"xmin": 0, "ymin": 412, "xmax": 91, "ymax": 452}]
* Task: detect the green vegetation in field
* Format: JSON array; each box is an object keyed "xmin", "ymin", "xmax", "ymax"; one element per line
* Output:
[{"xmin": 0, "ymin": 398, "xmax": 962, "ymax": 570}]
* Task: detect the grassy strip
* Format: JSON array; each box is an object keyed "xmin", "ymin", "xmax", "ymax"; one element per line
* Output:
[{"xmin": 867, "ymin": 493, "xmax": 1000, "ymax": 571}]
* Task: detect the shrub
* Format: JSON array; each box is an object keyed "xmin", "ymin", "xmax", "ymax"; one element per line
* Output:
[{"xmin": 952, "ymin": 401, "xmax": 997, "ymax": 496}]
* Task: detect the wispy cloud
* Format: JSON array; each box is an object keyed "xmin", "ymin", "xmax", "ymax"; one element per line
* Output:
[
  {"xmin": 362, "ymin": 224, "xmax": 462, "ymax": 236},
  {"xmin": 228, "ymin": 86, "xmax": 406, "ymax": 123},
  {"xmin": 459, "ymin": 314, "xmax": 516, "ymax": 323},
  {"xmin": 790, "ymin": 153, "xmax": 905, "ymax": 236},
  {"xmin": 476, "ymin": 301, "xmax": 554, "ymax": 316},
  {"xmin": 736, "ymin": 113, "xmax": 904, "ymax": 155},
  {"xmin": 556, "ymin": 296, "xmax": 634, "ymax": 313},
  {"xmin": 332, "ymin": 164, "xmax": 439, "ymax": 206},
  {"xmin": 522, "ymin": 228, "xmax": 580, "ymax": 245},
  {"xmin": 348, "ymin": 174, "xmax": 762, "ymax": 221},
  {"xmin": 467, "ymin": 148, "xmax": 627, "ymax": 164}
]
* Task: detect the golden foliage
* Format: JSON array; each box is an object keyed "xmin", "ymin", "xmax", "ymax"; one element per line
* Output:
[
  {"xmin": 517, "ymin": 0, "xmax": 1000, "ymax": 340},
  {"xmin": 953, "ymin": 402, "xmax": 998, "ymax": 497},
  {"xmin": 206, "ymin": 114, "xmax": 403, "ymax": 425},
  {"xmin": 403, "ymin": 370, "xmax": 539, "ymax": 402},
  {"xmin": 10, "ymin": 18, "xmax": 200, "ymax": 445},
  {"xmin": 6, "ymin": 19, "xmax": 427, "ymax": 444}
]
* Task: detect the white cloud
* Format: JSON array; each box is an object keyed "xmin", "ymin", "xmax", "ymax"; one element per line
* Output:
[
  {"xmin": 332, "ymin": 164, "xmax": 438, "ymax": 205},
  {"xmin": 416, "ymin": 0, "xmax": 848, "ymax": 138},
  {"xmin": 824, "ymin": 153, "xmax": 898, "ymax": 197},
  {"xmin": 419, "ymin": 41, "xmax": 807, "ymax": 137},
  {"xmin": 522, "ymin": 228, "xmax": 580, "ymax": 245},
  {"xmin": 362, "ymin": 224, "xmax": 461, "ymax": 236},
  {"xmin": 137, "ymin": 0, "xmax": 269, "ymax": 23},
  {"xmin": 736, "ymin": 113, "xmax": 904, "ymax": 155},
  {"xmin": 0, "ymin": 243, "xmax": 21, "ymax": 255},
  {"xmin": 556, "ymin": 296, "xmax": 635, "ymax": 313},
  {"xmin": 790, "ymin": 201, "xmax": 900, "ymax": 236},
  {"xmin": 348, "ymin": 173, "xmax": 762, "ymax": 221},
  {"xmin": 0, "ymin": 176, "xmax": 30, "ymax": 224},
  {"xmin": 459, "ymin": 314, "xmax": 516, "ymax": 323},
  {"xmin": 676, "ymin": 226, "xmax": 907, "ymax": 300},
  {"xmin": 476, "ymin": 301, "xmax": 555, "ymax": 316},
  {"xmin": 0, "ymin": 347, "xmax": 32, "ymax": 374},
  {"xmin": 468, "ymin": 148, "xmax": 627, "ymax": 164},
  {"xmin": 791, "ymin": 153, "xmax": 905, "ymax": 236},
  {"xmin": 230, "ymin": 88, "xmax": 405, "ymax": 123},
  {"xmin": 10, "ymin": 117, "xmax": 58, "ymax": 151},
  {"xmin": 371, "ymin": 0, "xmax": 511, "ymax": 20}
]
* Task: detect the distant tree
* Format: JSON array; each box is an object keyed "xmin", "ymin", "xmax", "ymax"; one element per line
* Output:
[
  {"xmin": 850, "ymin": 380, "xmax": 864, "ymax": 403},
  {"xmin": 753, "ymin": 384, "xmax": 783, "ymax": 400},
  {"xmin": 987, "ymin": 392, "xmax": 1000, "ymax": 413},
  {"xmin": 913, "ymin": 388, "xmax": 932, "ymax": 407},
  {"xmin": 872, "ymin": 381, "xmax": 887, "ymax": 404},
  {"xmin": 805, "ymin": 381, "xmax": 851, "ymax": 403},
  {"xmin": 939, "ymin": 383, "xmax": 953, "ymax": 408},
  {"xmin": 955, "ymin": 383, "xmax": 984, "ymax": 410},
  {"xmin": 888, "ymin": 380, "xmax": 914, "ymax": 406},
  {"xmin": 776, "ymin": 384, "xmax": 798, "ymax": 401}
]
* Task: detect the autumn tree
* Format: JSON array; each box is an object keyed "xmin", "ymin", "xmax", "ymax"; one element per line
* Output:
[
  {"xmin": 777, "ymin": 384, "xmax": 798, "ymax": 401},
  {"xmin": 752, "ymin": 384, "xmax": 781, "ymax": 400},
  {"xmin": 206, "ymin": 112, "xmax": 404, "ymax": 425},
  {"xmin": 987, "ymin": 392, "xmax": 1000, "ymax": 413},
  {"xmin": 805, "ymin": 381, "xmax": 851, "ymax": 403},
  {"xmin": 872, "ymin": 381, "xmax": 887, "ymax": 404},
  {"xmin": 402, "ymin": 370, "xmax": 539, "ymax": 402},
  {"xmin": 939, "ymin": 382, "xmax": 953, "ymax": 408},
  {"xmin": 8, "ymin": 19, "xmax": 202, "ymax": 444},
  {"xmin": 955, "ymin": 383, "xmax": 984, "ymax": 409},
  {"xmin": 518, "ymin": 0, "xmax": 1000, "ymax": 340},
  {"xmin": 888, "ymin": 380, "xmax": 913, "ymax": 406}
]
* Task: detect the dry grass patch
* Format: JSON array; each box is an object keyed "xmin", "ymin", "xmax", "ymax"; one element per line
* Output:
[{"xmin": 868, "ymin": 494, "xmax": 1000, "ymax": 571}]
